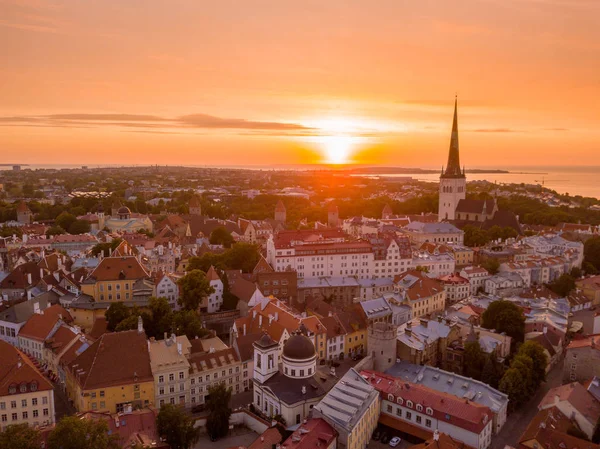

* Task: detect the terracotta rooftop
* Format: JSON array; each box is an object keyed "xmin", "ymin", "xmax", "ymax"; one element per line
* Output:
[
  {"xmin": 0, "ymin": 340, "xmax": 53, "ymax": 396},
  {"xmin": 18, "ymin": 304, "xmax": 73, "ymax": 342},
  {"xmin": 281, "ymin": 418, "xmax": 336, "ymax": 449},
  {"xmin": 361, "ymin": 370, "xmax": 492, "ymax": 434},
  {"xmin": 86, "ymin": 256, "xmax": 149, "ymax": 282},
  {"xmin": 67, "ymin": 329, "xmax": 153, "ymax": 390}
]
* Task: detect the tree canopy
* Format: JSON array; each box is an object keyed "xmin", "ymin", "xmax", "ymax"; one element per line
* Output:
[
  {"xmin": 206, "ymin": 383, "xmax": 232, "ymax": 440},
  {"xmin": 48, "ymin": 416, "xmax": 120, "ymax": 449},
  {"xmin": 209, "ymin": 227, "xmax": 235, "ymax": 248},
  {"xmin": 0, "ymin": 424, "xmax": 41, "ymax": 449},
  {"xmin": 157, "ymin": 404, "xmax": 201, "ymax": 449},
  {"xmin": 585, "ymin": 237, "xmax": 600, "ymax": 273},
  {"xmin": 547, "ymin": 273, "xmax": 576, "ymax": 297},
  {"xmin": 177, "ymin": 270, "xmax": 214, "ymax": 311},
  {"xmin": 187, "ymin": 242, "xmax": 261, "ymax": 273},
  {"xmin": 481, "ymin": 300, "xmax": 525, "ymax": 343}
]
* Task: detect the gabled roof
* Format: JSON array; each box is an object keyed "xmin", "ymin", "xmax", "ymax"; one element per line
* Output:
[
  {"xmin": 67, "ymin": 329, "xmax": 153, "ymax": 390},
  {"xmin": 86, "ymin": 256, "xmax": 149, "ymax": 282},
  {"xmin": 205, "ymin": 265, "xmax": 221, "ymax": 282},
  {"xmin": 540, "ymin": 382, "xmax": 600, "ymax": 424},
  {"xmin": 0, "ymin": 340, "xmax": 53, "ymax": 395},
  {"xmin": 0, "ymin": 261, "xmax": 45, "ymax": 291},
  {"xmin": 18, "ymin": 304, "xmax": 72, "ymax": 341},
  {"xmin": 519, "ymin": 407, "xmax": 600, "ymax": 449}
]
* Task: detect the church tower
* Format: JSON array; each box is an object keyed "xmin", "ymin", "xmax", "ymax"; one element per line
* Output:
[{"xmin": 438, "ymin": 97, "xmax": 466, "ymax": 221}]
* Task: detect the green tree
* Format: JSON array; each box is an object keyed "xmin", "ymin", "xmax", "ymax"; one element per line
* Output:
[
  {"xmin": 68, "ymin": 219, "xmax": 91, "ymax": 235},
  {"xmin": 511, "ymin": 354, "xmax": 535, "ymax": 395},
  {"xmin": 415, "ymin": 265, "xmax": 430, "ymax": 273},
  {"xmin": 221, "ymin": 274, "xmax": 239, "ymax": 311},
  {"xmin": 115, "ymin": 314, "xmax": 141, "ymax": 332},
  {"xmin": 463, "ymin": 341, "xmax": 486, "ymax": 380},
  {"xmin": 177, "ymin": 269, "xmax": 214, "ymax": 311},
  {"xmin": 48, "ymin": 416, "xmax": 120, "ymax": 449},
  {"xmin": 481, "ymin": 258, "xmax": 500, "ymax": 275},
  {"xmin": 584, "ymin": 261, "xmax": 598, "ymax": 275},
  {"xmin": 222, "ymin": 243, "xmax": 261, "ymax": 272},
  {"xmin": 519, "ymin": 340, "xmax": 548, "ymax": 387},
  {"xmin": 46, "ymin": 225, "xmax": 66, "ymax": 237},
  {"xmin": 570, "ymin": 267, "xmax": 583, "ymax": 279},
  {"xmin": 548, "ymin": 273, "xmax": 576, "ymax": 297},
  {"xmin": 206, "ymin": 383, "xmax": 232, "ymax": 440},
  {"xmin": 172, "ymin": 310, "xmax": 210, "ymax": 340},
  {"xmin": 0, "ymin": 424, "xmax": 41, "ymax": 449},
  {"xmin": 463, "ymin": 225, "xmax": 489, "ymax": 247},
  {"xmin": 105, "ymin": 302, "xmax": 130, "ymax": 331},
  {"xmin": 499, "ymin": 367, "xmax": 528, "ymax": 411},
  {"xmin": 157, "ymin": 404, "xmax": 201, "ymax": 449},
  {"xmin": 147, "ymin": 296, "xmax": 174, "ymax": 339},
  {"xmin": 209, "ymin": 227, "xmax": 235, "ymax": 248},
  {"xmin": 91, "ymin": 238, "xmax": 123, "ymax": 257},
  {"xmin": 481, "ymin": 350, "xmax": 504, "ymax": 389},
  {"xmin": 585, "ymin": 237, "xmax": 600, "ymax": 272},
  {"xmin": 481, "ymin": 300, "xmax": 526, "ymax": 343},
  {"xmin": 55, "ymin": 211, "xmax": 77, "ymax": 231}
]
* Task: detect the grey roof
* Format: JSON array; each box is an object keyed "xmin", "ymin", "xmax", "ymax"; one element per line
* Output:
[
  {"xmin": 259, "ymin": 372, "xmax": 326, "ymax": 406},
  {"xmin": 313, "ymin": 368, "xmax": 378, "ymax": 432},
  {"xmin": 386, "ymin": 361, "xmax": 508, "ymax": 414},
  {"xmin": 404, "ymin": 221, "xmax": 463, "ymax": 234},
  {"xmin": 397, "ymin": 318, "xmax": 452, "ymax": 350},
  {"xmin": 359, "ymin": 297, "xmax": 392, "ymax": 319},
  {"xmin": 298, "ymin": 277, "xmax": 360, "ymax": 289},
  {"xmin": 0, "ymin": 296, "xmax": 50, "ymax": 324},
  {"xmin": 357, "ymin": 278, "xmax": 395, "ymax": 288}
]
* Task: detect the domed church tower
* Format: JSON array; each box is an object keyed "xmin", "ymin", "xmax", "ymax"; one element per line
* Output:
[{"xmin": 438, "ymin": 96, "xmax": 466, "ymax": 221}]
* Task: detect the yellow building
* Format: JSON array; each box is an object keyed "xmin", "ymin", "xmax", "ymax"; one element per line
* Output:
[
  {"xmin": 448, "ymin": 244, "xmax": 475, "ymax": 268},
  {"xmin": 65, "ymin": 323, "xmax": 154, "ymax": 413},
  {"xmin": 0, "ymin": 341, "xmax": 56, "ymax": 430},
  {"xmin": 81, "ymin": 255, "xmax": 150, "ymax": 303}
]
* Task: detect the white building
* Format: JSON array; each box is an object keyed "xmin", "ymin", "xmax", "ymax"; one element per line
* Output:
[
  {"xmin": 485, "ymin": 272, "xmax": 525, "ymax": 297},
  {"xmin": 206, "ymin": 266, "xmax": 223, "ymax": 313},
  {"xmin": 411, "ymin": 251, "xmax": 456, "ymax": 278},
  {"xmin": 154, "ymin": 273, "xmax": 181, "ymax": 311},
  {"xmin": 252, "ymin": 331, "xmax": 327, "ymax": 426},
  {"xmin": 148, "ymin": 334, "xmax": 192, "ymax": 408},
  {"xmin": 459, "ymin": 266, "xmax": 491, "ymax": 296},
  {"xmin": 404, "ymin": 221, "xmax": 464, "ymax": 246},
  {"xmin": 364, "ymin": 370, "xmax": 494, "ymax": 449},
  {"xmin": 267, "ymin": 230, "xmax": 374, "ymax": 280}
]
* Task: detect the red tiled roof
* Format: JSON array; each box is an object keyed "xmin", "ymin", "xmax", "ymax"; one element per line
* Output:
[
  {"xmin": 87, "ymin": 256, "xmax": 149, "ymax": 282},
  {"xmin": 0, "ymin": 340, "xmax": 53, "ymax": 395},
  {"xmin": 19, "ymin": 305, "xmax": 73, "ymax": 341},
  {"xmin": 67, "ymin": 330, "xmax": 153, "ymax": 390},
  {"xmin": 281, "ymin": 418, "xmax": 336, "ymax": 449},
  {"xmin": 361, "ymin": 370, "xmax": 492, "ymax": 434}
]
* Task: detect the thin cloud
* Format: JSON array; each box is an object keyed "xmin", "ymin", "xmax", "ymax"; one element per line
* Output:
[
  {"xmin": 470, "ymin": 128, "xmax": 523, "ymax": 133},
  {"xmin": 0, "ymin": 112, "xmax": 313, "ymax": 134}
]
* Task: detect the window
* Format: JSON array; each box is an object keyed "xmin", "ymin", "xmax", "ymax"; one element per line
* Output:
[
  {"xmin": 22, "ymin": 411, "xmax": 28, "ymax": 419},
  {"xmin": 406, "ymin": 412, "xmax": 412, "ymax": 420},
  {"xmin": 12, "ymin": 413, "xmax": 17, "ymax": 421},
  {"xmin": 100, "ymin": 391, "xmax": 105, "ymax": 397},
  {"xmin": 21, "ymin": 399, "xmax": 27, "ymax": 407},
  {"xmin": 169, "ymin": 374, "xmax": 174, "ymax": 382},
  {"xmin": 387, "ymin": 404, "xmax": 392, "ymax": 413},
  {"xmin": 100, "ymin": 401, "xmax": 105, "ymax": 409},
  {"xmin": 296, "ymin": 414, "xmax": 301, "ymax": 424},
  {"xmin": 33, "ymin": 410, "xmax": 38, "ymax": 418},
  {"xmin": 396, "ymin": 408, "xmax": 402, "ymax": 417},
  {"xmin": 416, "ymin": 416, "xmax": 422, "ymax": 424},
  {"xmin": 10, "ymin": 401, "xmax": 16, "ymax": 409}
]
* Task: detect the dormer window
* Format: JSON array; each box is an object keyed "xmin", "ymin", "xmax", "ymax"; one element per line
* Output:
[
  {"xmin": 387, "ymin": 394, "xmax": 394, "ymax": 401},
  {"xmin": 396, "ymin": 397, "xmax": 403, "ymax": 405},
  {"xmin": 406, "ymin": 400, "xmax": 413, "ymax": 408},
  {"xmin": 8, "ymin": 384, "xmax": 16, "ymax": 394},
  {"xmin": 416, "ymin": 404, "xmax": 423, "ymax": 412},
  {"xmin": 426, "ymin": 407, "xmax": 433, "ymax": 416},
  {"xmin": 19, "ymin": 383, "xmax": 27, "ymax": 393}
]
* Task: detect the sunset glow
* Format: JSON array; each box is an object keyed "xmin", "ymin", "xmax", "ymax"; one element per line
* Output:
[{"xmin": 0, "ymin": 1, "xmax": 599, "ymax": 167}]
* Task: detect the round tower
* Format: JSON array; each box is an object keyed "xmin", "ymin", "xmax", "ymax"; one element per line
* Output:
[
  {"xmin": 368, "ymin": 322, "xmax": 398, "ymax": 372},
  {"xmin": 274, "ymin": 199, "xmax": 286, "ymax": 224}
]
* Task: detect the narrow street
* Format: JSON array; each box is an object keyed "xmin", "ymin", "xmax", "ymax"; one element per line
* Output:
[{"xmin": 490, "ymin": 360, "xmax": 564, "ymax": 449}]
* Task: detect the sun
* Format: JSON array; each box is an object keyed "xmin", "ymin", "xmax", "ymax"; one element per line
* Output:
[{"xmin": 321, "ymin": 135, "xmax": 354, "ymax": 164}]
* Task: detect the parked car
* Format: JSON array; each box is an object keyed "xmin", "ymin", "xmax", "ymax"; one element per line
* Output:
[
  {"xmin": 381, "ymin": 432, "xmax": 390, "ymax": 444},
  {"xmin": 390, "ymin": 436, "xmax": 402, "ymax": 447}
]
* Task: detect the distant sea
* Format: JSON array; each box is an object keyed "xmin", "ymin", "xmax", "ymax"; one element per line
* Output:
[{"xmin": 1, "ymin": 164, "xmax": 599, "ymax": 200}]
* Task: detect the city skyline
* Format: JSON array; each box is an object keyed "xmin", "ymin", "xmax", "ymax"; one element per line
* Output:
[{"xmin": 1, "ymin": 0, "xmax": 599, "ymax": 166}]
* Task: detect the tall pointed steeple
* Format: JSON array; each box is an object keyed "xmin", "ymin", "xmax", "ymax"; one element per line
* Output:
[{"xmin": 442, "ymin": 96, "xmax": 464, "ymax": 178}]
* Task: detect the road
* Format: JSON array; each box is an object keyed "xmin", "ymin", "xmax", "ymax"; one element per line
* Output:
[{"xmin": 490, "ymin": 360, "xmax": 564, "ymax": 449}]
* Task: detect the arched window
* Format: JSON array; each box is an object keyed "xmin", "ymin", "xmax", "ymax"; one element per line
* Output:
[
  {"xmin": 387, "ymin": 394, "xmax": 394, "ymax": 401},
  {"xmin": 19, "ymin": 383, "xmax": 27, "ymax": 393},
  {"xmin": 426, "ymin": 407, "xmax": 433, "ymax": 415},
  {"xmin": 30, "ymin": 381, "xmax": 38, "ymax": 392},
  {"xmin": 406, "ymin": 400, "xmax": 413, "ymax": 408},
  {"xmin": 397, "ymin": 397, "xmax": 404, "ymax": 405}
]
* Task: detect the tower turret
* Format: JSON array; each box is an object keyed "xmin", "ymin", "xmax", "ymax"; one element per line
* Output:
[{"xmin": 438, "ymin": 96, "xmax": 467, "ymax": 221}]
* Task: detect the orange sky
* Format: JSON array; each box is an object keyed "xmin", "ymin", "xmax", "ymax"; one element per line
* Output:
[{"xmin": 1, "ymin": 0, "xmax": 599, "ymax": 167}]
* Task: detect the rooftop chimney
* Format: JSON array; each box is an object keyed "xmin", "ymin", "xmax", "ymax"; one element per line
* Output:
[
  {"xmin": 243, "ymin": 323, "xmax": 247, "ymax": 336},
  {"xmin": 177, "ymin": 342, "xmax": 182, "ymax": 355}
]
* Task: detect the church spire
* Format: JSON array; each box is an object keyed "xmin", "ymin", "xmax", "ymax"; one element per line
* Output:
[{"xmin": 442, "ymin": 96, "xmax": 464, "ymax": 178}]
